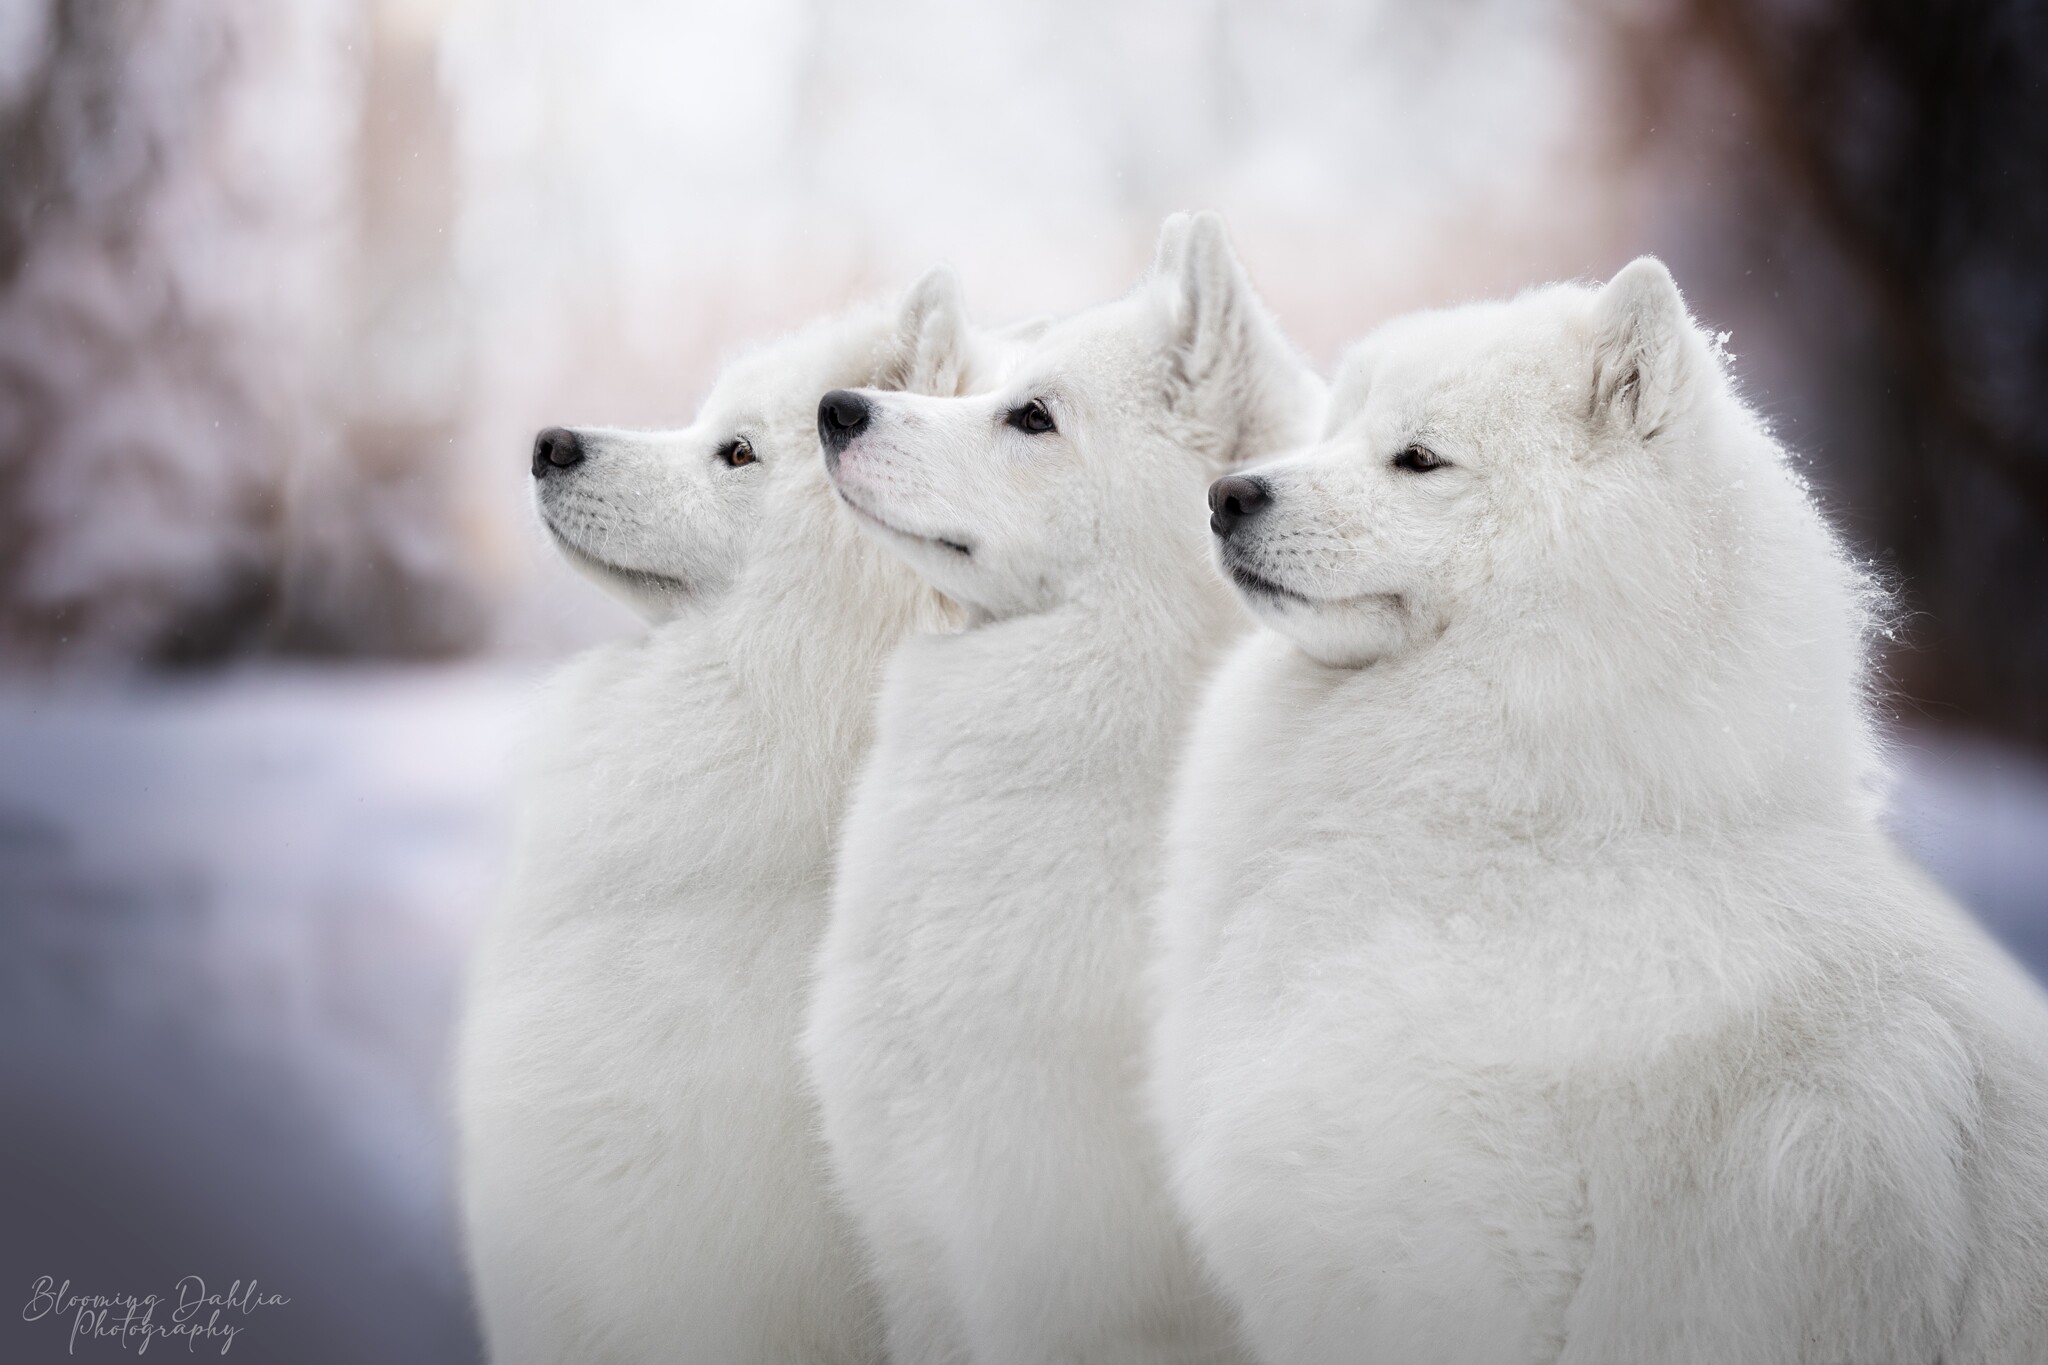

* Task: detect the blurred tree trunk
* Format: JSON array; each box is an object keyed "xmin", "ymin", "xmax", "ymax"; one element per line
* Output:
[
  {"xmin": 1604, "ymin": 0, "xmax": 2048, "ymax": 745},
  {"xmin": 0, "ymin": 0, "xmax": 487, "ymax": 669}
]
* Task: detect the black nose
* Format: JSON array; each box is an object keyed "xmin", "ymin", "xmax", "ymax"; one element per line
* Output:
[
  {"xmin": 1208, "ymin": 475, "xmax": 1271, "ymax": 538},
  {"xmin": 817, "ymin": 389, "xmax": 871, "ymax": 465},
  {"xmin": 532, "ymin": 426, "xmax": 584, "ymax": 478}
]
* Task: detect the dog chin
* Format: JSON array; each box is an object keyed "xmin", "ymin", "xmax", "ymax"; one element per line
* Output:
[
  {"xmin": 1222, "ymin": 550, "xmax": 1403, "ymax": 613},
  {"xmin": 833, "ymin": 487, "xmax": 973, "ymax": 558},
  {"xmin": 1284, "ymin": 595, "xmax": 1424, "ymax": 670},
  {"xmin": 544, "ymin": 521, "xmax": 693, "ymax": 599},
  {"xmin": 1223, "ymin": 559, "xmax": 1314, "ymax": 609},
  {"xmin": 1220, "ymin": 555, "xmax": 1419, "ymax": 665}
]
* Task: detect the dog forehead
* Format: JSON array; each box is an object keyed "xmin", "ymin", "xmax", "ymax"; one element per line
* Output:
[
  {"xmin": 1339, "ymin": 293, "xmax": 1595, "ymax": 439},
  {"xmin": 1010, "ymin": 294, "xmax": 1160, "ymax": 388},
  {"xmin": 707, "ymin": 306, "xmax": 902, "ymax": 421}
]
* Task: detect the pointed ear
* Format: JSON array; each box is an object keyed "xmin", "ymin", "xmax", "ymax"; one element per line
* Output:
[
  {"xmin": 1151, "ymin": 210, "xmax": 1320, "ymax": 468},
  {"xmin": 877, "ymin": 266, "xmax": 971, "ymax": 395},
  {"xmin": 1592, "ymin": 256, "xmax": 1696, "ymax": 440},
  {"xmin": 1150, "ymin": 211, "xmax": 1198, "ymax": 284}
]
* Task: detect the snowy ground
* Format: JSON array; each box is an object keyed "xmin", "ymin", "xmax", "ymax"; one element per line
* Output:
[
  {"xmin": 0, "ymin": 668, "xmax": 531, "ymax": 1365},
  {"xmin": 0, "ymin": 667, "xmax": 2043, "ymax": 1363}
]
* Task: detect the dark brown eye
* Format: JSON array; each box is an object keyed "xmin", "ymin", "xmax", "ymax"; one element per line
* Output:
[
  {"xmin": 1392, "ymin": 444, "xmax": 1447, "ymax": 473},
  {"xmin": 1006, "ymin": 399, "xmax": 1056, "ymax": 435},
  {"xmin": 721, "ymin": 438, "xmax": 756, "ymax": 468}
]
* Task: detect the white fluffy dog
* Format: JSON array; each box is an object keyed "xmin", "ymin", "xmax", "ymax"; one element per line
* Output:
[
  {"xmin": 1149, "ymin": 258, "xmax": 2048, "ymax": 1364},
  {"xmin": 457, "ymin": 272, "xmax": 1002, "ymax": 1365},
  {"xmin": 804, "ymin": 212, "xmax": 1324, "ymax": 1365}
]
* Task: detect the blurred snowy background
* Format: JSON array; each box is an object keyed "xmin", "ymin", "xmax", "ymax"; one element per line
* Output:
[{"xmin": 0, "ymin": 0, "xmax": 2043, "ymax": 1361}]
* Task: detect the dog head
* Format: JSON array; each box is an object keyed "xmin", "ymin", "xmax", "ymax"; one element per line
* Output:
[
  {"xmin": 1211, "ymin": 257, "xmax": 1773, "ymax": 669},
  {"xmin": 530, "ymin": 268, "xmax": 982, "ymax": 621},
  {"xmin": 818, "ymin": 212, "xmax": 1321, "ymax": 620}
]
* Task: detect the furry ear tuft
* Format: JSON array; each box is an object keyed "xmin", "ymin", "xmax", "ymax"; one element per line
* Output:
[
  {"xmin": 1158, "ymin": 211, "xmax": 1240, "ymax": 390},
  {"xmin": 879, "ymin": 266, "xmax": 971, "ymax": 395},
  {"xmin": 1592, "ymin": 256, "xmax": 1695, "ymax": 439},
  {"xmin": 1149, "ymin": 210, "xmax": 1321, "ymax": 468}
]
